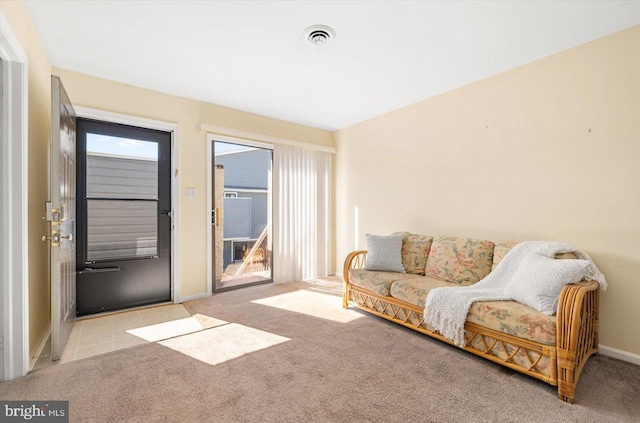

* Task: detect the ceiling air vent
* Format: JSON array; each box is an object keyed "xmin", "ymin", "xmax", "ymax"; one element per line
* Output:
[{"xmin": 304, "ymin": 25, "xmax": 335, "ymax": 47}]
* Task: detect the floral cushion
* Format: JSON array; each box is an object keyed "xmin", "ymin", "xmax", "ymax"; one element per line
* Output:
[
  {"xmin": 467, "ymin": 300, "xmax": 556, "ymax": 345},
  {"xmin": 424, "ymin": 236, "xmax": 495, "ymax": 285},
  {"xmin": 348, "ymin": 269, "xmax": 421, "ymax": 297},
  {"xmin": 389, "ymin": 276, "xmax": 557, "ymax": 345},
  {"xmin": 393, "ymin": 232, "xmax": 434, "ymax": 275},
  {"xmin": 492, "ymin": 242, "xmax": 518, "ymax": 270},
  {"xmin": 389, "ymin": 276, "xmax": 456, "ymax": 307}
]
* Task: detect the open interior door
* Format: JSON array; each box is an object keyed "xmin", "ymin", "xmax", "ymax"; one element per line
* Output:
[{"xmin": 49, "ymin": 76, "xmax": 76, "ymax": 361}]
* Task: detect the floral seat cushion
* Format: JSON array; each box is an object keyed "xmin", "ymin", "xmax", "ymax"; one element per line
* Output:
[
  {"xmin": 389, "ymin": 277, "xmax": 556, "ymax": 345},
  {"xmin": 348, "ymin": 269, "xmax": 421, "ymax": 297},
  {"xmin": 389, "ymin": 276, "xmax": 457, "ymax": 307},
  {"xmin": 467, "ymin": 300, "xmax": 556, "ymax": 345}
]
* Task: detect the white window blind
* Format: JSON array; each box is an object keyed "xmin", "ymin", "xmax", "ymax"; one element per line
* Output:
[{"xmin": 273, "ymin": 144, "xmax": 332, "ymax": 283}]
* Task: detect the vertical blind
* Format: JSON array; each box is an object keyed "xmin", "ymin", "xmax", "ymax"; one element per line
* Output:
[{"xmin": 273, "ymin": 144, "xmax": 332, "ymax": 283}]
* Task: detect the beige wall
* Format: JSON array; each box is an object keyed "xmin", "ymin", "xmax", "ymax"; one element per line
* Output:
[
  {"xmin": 335, "ymin": 25, "xmax": 640, "ymax": 355},
  {"xmin": 1, "ymin": 1, "xmax": 53, "ymax": 358},
  {"xmin": 52, "ymin": 67, "xmax": 334, "ymax": 299}
]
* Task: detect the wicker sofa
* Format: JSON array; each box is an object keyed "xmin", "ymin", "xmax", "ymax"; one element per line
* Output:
[{"xmin": 342, "ymin": 233, "xmax": 600, "ymax": 403}]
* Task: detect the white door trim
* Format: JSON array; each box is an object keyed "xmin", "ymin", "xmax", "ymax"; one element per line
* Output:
[
  {"xmin": 0, "ymin": 11, "xmax": 29, "ymax": 381},
  {"xmin": 205, "ymin": 137, "xmax": 213, "ymax": 296},
  {"xmin": 72, "ymin": 106, "xmax": 181, "ymax": 303}
]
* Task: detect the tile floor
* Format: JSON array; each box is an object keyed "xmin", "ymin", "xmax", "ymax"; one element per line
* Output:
[{"xmin": 33, "ymin": 304, "xmax": 194, "ymax": 370}]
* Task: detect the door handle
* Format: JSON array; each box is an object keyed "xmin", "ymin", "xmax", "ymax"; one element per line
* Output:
[
  {"xmin": 211, "ymin": 208, "xmax": 220, "ymax": 226},
  {"xmin": 78, "ymin": 267, "xmax": 121, "ymax": 275},
  {"xmin": 160, "ymin": 209, "xmax": 172, "ymax": 217}
]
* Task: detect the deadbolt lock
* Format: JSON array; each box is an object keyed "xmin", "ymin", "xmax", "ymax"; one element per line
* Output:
[{"xmin": 45, "ymin": 202, "xmax": 62, "ymax": 223}]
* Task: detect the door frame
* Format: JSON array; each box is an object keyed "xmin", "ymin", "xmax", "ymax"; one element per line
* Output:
[
  {"xmin": 0, "ymin": 11, "xmax": 29, "ymax": 381},
  {"xmin": 74, "ymin": 106, "xmax": 181, "ymax": 302},
  {"xmin": 205, "ymin": 133, "xmax": 274, "ymax": 294}
]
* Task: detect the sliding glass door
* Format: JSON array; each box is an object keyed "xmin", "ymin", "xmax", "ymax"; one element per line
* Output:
[{"xmin": 212, "ymin": 140, "xmax": 272, "ymax": 291}]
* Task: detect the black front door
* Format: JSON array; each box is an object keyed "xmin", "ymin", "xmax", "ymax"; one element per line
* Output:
[{"xmin": 76, "ymin": 118, "xmax": 171, "ymax": 316}]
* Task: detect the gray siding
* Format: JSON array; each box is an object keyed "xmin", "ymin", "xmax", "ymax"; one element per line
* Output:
[
  {"xmin": 223, "ymin": 241, "xmax": 232, "ymax": 267},
  {"xmin": 238, "ymin": 192, "xmax": 268, "ymax": 239},
  {"xmin": 87, "ymin": 154, "xmax": 157, "ymax": 199},
  {"xmin": 86, "ymin": 153, "xmax": 158, "ymax": 260},
  {"xmin": 223, "ymin": 197, "xmax": 251, "ymax": 239},
  {"xmin": 215, "ymin": 149, "xmax": 271, "ymax": 190}
]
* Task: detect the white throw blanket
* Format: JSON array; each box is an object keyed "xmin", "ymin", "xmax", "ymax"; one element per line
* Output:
[{"xmin": 423, "ymin": 241, "xmax": 607, "ymax": 348}]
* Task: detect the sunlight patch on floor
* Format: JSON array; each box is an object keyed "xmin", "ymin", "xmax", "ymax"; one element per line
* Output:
[
  {"xmin": 251, "ymin": 289, "xmax": 363, "ymax": 323},
  {"xmin": 126, "ymin": 313, "xmax": 227, "ymax": 342},
  {"xmin": 158, "ymin": 323, "xmax": 290, "ymax": 366}
]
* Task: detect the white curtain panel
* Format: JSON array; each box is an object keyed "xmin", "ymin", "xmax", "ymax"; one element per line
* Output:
[{"xmin": 273, "ymin": 144, "xmax": 332, "ymax": 283}]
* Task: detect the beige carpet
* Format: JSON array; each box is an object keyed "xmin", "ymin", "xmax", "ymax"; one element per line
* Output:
[{"xmin": 1, "ymin": 278, "xmax": 639, "ymax": 422}]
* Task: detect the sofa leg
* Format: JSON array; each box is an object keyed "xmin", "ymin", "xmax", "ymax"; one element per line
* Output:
[
  {"xmin": 558, "ymin": 393, "xmax": 575, "ymax": 404},
  {"xmin": 558, "ymin": 382, "xmax": 575, "ymax": 404},
  {"xmin": 342, "ymin": 284, "xmax": 349, "ymax": 309}
]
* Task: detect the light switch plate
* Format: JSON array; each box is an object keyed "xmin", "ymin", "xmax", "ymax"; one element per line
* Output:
[{"xmin": 185, "ymin": 187, "xmax": 197, "ymax": 198}]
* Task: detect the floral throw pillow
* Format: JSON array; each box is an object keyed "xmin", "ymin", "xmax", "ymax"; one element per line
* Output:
[
  {"xmin": 424, "ymin": 236, "xmax": 494, "ymax": 284},
  {"xmin": 393, "ymin": 232, "xmax": 434, "ymax": 275}
]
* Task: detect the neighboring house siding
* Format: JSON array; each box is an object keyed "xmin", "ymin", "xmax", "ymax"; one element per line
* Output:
[
  {"xmin": 223, "ymin": 197, "xmax": 252, "ymax": 239},
  {"xmin": 238, "ymin": 192, "xmax": 268, "ymax": 239},
  {"xmin": 215, "ymin": 149, "xmax": 271, "ymax": 189},
  {"xmin": 86, "ymin": 154, "xmax": 158, "ymax": 261},
  {"xmin": 87, "ymin": 154, "xmax": 157, "ymax": 199}
]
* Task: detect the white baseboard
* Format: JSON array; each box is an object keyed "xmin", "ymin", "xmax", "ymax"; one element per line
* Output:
[
  {"xmin": 175, "ymin": 292, "xmax": 211, "ymax": 303},
  {"xmin": 29, "ymin": 327, "xmax": 51, "ymax": 371},
  {"xmin": 599, "ymin": 344, "xmax": 640, "ymax": 366}
]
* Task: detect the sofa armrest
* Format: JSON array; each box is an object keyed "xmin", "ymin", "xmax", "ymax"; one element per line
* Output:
[
  {"xmin": 556, "ymin": 279, "xmax": 600, "ymax": 402},
  {"xmin": 342, "ymin": 250, "xmax": 368, "ymax": 308}
]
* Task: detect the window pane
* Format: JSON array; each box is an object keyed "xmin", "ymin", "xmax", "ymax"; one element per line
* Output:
[
  {"xmin": 86, "ymin": 133, "xmax": 158, "ymax": 200},
  {"xmin": 87, "ymin": 200, "xmax": 157, "ymax": 261}
]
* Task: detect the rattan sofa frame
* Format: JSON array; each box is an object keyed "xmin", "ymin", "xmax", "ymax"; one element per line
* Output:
[{"xmin": 342, "ymin": 250, "xmax": 600, "ymax": 403}]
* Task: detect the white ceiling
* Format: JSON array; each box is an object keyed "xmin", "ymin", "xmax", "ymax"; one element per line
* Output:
[{"xmin": 24, "ymin": 1, "xmax": 640, "ymax": 131}]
